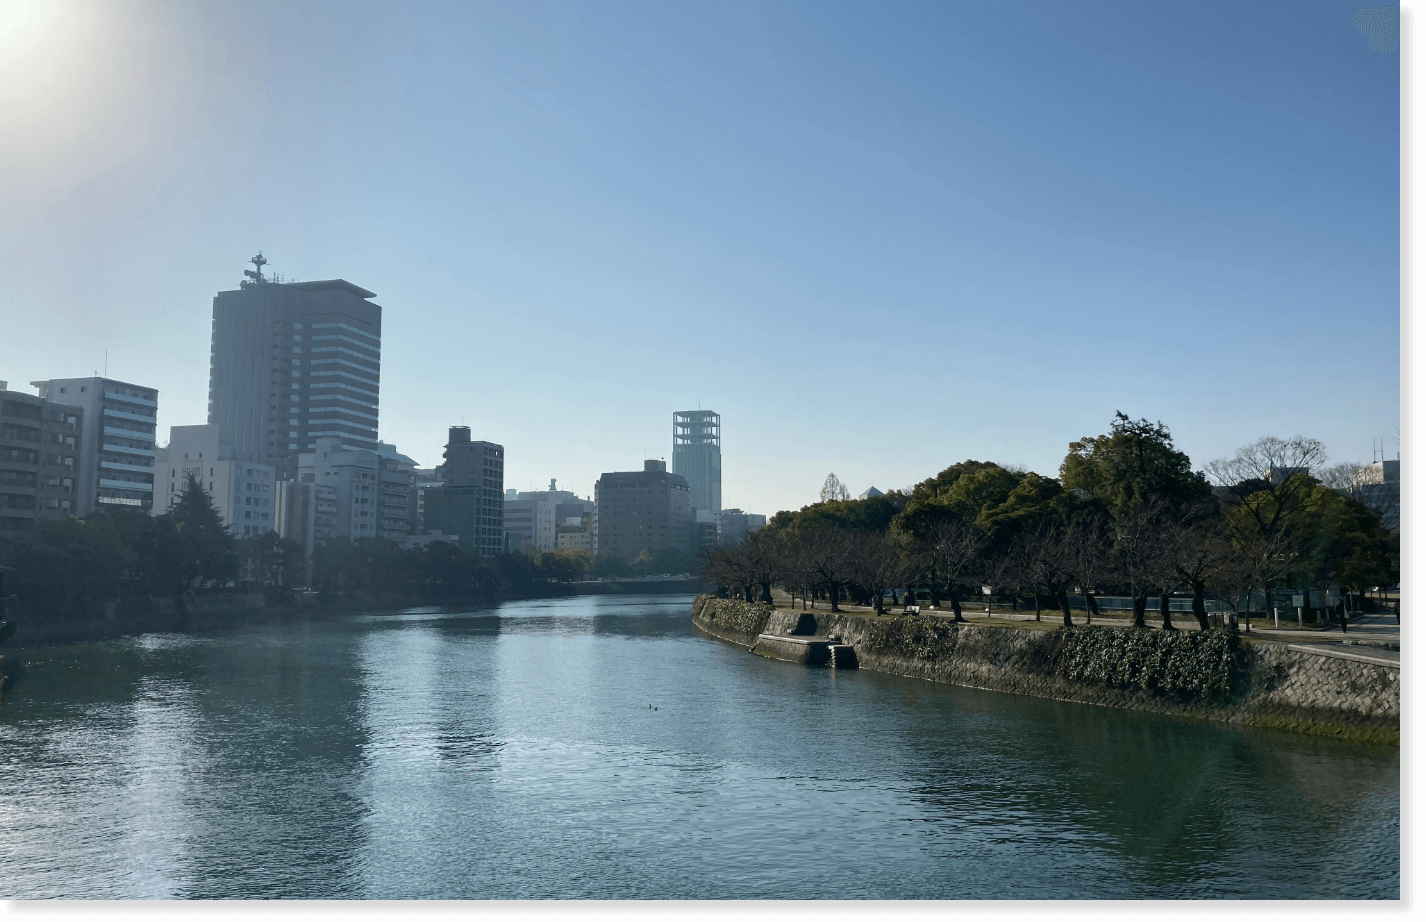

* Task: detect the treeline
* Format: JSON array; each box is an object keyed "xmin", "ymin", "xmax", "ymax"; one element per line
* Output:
[
  {"xmin": 702, "ymin": 413, "xmax": 1398, "ymax": 630},
  {"xmin": 0, "ymin": 474, "xmax": 592, "ymax": 626},
  {"xmin": 0, "ymin": 473, "xmax": 263, "ymax": 622}
]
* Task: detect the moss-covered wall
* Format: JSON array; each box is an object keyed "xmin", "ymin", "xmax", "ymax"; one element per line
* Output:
[{"xmin": 691, "ymin": 596, "xmax": 1398, "ymax": 744}]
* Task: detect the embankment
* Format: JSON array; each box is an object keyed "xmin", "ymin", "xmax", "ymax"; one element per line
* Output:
[{"xmin": 691, "ymin": 596, "xmax": 1399, "ymax": 744}]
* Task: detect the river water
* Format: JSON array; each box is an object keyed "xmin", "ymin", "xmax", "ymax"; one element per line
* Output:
[{"xmin": 0, "ymin": 594, "xmax": 1399, "ymax": 900}]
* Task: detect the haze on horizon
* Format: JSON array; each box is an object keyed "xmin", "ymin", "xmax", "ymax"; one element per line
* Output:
[{"xmin": 0, "ymin": 0, "xmax": 1400, "ymax": 516}]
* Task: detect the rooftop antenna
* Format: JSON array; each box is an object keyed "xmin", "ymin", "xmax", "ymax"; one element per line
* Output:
[
  {"xmin": 104, "ymin": 350, "xmax": 107, "ymax": 379},
  {"xmin": 241, "ymin": 251, "xmax": 268, "ymax": 288}
]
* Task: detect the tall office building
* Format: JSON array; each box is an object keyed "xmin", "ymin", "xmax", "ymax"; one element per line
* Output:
[
  {"xmin": 208, "ymin": 254, "xmax": 381, "ymax": 481},
  {"xmin": 0, "ymin": 382, "xmax": 82, "ymax": 534},
  {"xmin": 31, "ymin": 377, "xmax": 158, "ymax": 516},
  {"xmin": 423, "ymin": 426, "xmax": 505, "ymax": 557},
  {"xmin": 672, "ymin": 410, "xmax": 721, "ymax": 515}
]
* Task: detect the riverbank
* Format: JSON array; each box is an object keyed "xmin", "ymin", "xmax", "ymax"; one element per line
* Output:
[
  {"xmin": 691, "ymin": 596, "xmax": 1399, "ymax": 745},
  {"xmin": 6, "ymin": 578, "xmax": 713, "ymax": 648}
]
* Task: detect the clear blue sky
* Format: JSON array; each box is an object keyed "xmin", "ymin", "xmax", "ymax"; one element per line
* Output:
[{"xmin": 0, "ymin": 0, "xmax": 1400, "ymax": 516}]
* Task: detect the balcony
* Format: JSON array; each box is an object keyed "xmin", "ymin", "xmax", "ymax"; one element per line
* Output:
[
  {"xmin": 102, "ymin": 443, "xmax": 157, "ymax": 457},
  {"xmin": 101, "ymin": 460, "xmax": 154, "ymax": 474},
  {"xmin": 103, "ymin": 389, "xmax": 157, "ymax": 409},
  {"xmin": 102, "ymin": 407, "xmax": 156, "ymax": 424},
  {"xmin": 99, "ymin": 479, "xmax": 154, "ymax": 493},
  {"xmin": 102, "ymin": 426, "xmax": 153, "ymax": 441}
]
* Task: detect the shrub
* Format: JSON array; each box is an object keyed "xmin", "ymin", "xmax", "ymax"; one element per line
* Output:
[{"xmin": 1057, "ymin": 626, "xmax": 1239, "ymax": 701}]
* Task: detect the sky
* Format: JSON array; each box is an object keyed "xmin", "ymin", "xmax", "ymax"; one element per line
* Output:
[{"xmin": 0, "ymin": 0, "xmax": 1401, "ymax": 517}]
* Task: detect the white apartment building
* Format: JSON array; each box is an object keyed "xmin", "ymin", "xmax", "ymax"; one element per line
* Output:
[
  {"xmin": 152, "ymin": 424, "xmax": 277, "ymax": 537},
  {"xmin": 297, "ymin": 437, "xmax": 380, "ymax": 540},
  {"xmin": 32, "ymin": 376, "xmax": 159, "ymax": 516},
  {"xmin": 503, "ymin": 481, "xmax": 583, "ymax": 554}
]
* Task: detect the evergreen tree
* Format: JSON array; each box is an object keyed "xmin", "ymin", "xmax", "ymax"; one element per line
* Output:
[{"xmin": 163, "ymin": 472, "xmax": 238, "ymax": 587}]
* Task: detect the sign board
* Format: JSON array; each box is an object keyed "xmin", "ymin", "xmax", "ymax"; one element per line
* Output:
[
  {"xmin": 1291, "ymin": 595, "xmax": 1304, "ymax": 608},
  {"xmin": 982, "ymin": 586, "xmax": 992, "ymax": 595}
]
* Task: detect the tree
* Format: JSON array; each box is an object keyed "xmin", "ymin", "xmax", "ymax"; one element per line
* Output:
[
  {"xmin": 0, "ymin": 518, "xmax": 133, "ymax": 621},
  {"xmin": 905, "ymin": 513, "xmax": 987, "ymax": 622},
  {"xmin": 236, "ymin": 530, "xmax": 306, "ymax": 590},
  {"xmin": 847, "ymin": 532, "xmax": 910, "ymax": 615},
  {"xmin": 819, "ymin": 473, "xmax": 850, "ymax": 503},
  {"xmin": 1061, "ymin": 412, "xmax": 1211, "ymax": 522},
  {"xmin": 165, "ymin": 472, "xmax": 238, "ymax": 587},
  {"xmin": 1007, "ymin": 520, "xmax": 1077, "ymax": 627},
  {"xmin": 803, "ymin": 529, "xmax": 858, "ymax": 612},
  {"xmin": 1062, "ymin": 512, "xmax": 1112, "ymax": 624}
]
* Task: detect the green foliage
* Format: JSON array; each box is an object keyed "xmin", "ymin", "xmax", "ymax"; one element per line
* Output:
[
  {"xmin": 592, "ymin": 554, "xmax": 632, "ymax": 579},
  {"xmin": 166, "ymin": 472, "xmax": 238, "ymax": 586},
  {"xmin": 1056, "ymin": 626, "xmax": 1240, "ymax": 701},
  {"xmin": 236, "ymin": 531, "xmax": 307, "ymax": 588},
  {"xmin": 772, "ymin": 493, "xmax": 905, "ymax": 536},
  {"xmin": 696, "ymin": 595, "xmax": 775, "ymax": 635},
  {"xmin": 975, "ymin": 471, "xmax": 1066, "ymax": 538},
  {"xmin": 893, "ymin": 461, "xmax": 1016, "ymax": 538},
  {"xmin": 0, "ymin": 517, "xmax": 134, "ymax": 621},
  {"xmin": 1060, "ymin": 412, "xmax": 1210, "ymax": 522},
  {"xmin": 536, "ymin": 549, "xmax": 591, "ymax": 582}
]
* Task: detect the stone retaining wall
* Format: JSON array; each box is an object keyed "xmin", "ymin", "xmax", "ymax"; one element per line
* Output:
[{"xmin": 691, "ymin": 596, "xmax": 1398, "ymax": 744}]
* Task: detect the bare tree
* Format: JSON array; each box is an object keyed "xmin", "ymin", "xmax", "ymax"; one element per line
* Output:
[
  {"xmin": 1063, "ymin": 512, "xmax": 1112, "ymax": 624},
  {"xmin": 743, "ymin": 528, "xmax": 785, "ymax": 604},
  {"xmin": 848, "ymin": 532, "xmax": 911, "ymax": 615},
  {"xmin": 914, "ymin": 516, "xmax": 988, "ymax": 622},
  {"xmin": 1014, "ymin": 520, "xmax": 1077, "ymax": 627},
  {"xmin": 803, "ymin": 529, "xmax": 858, "ymax": 612},
  {"xmin": 1155, "ymin": 504, "xmax": 1226, "ymax": 631},
  {"xmin": 1113, "ymin": 498, "xmax": 1168, "ymax": 628},
  {"xmin": 820, "ymin": 473, "xmax": 851, "ymax": 504},
  {"xmin": 1206, "ymin": 436, "xmax": 1332, "ymax": 623}
]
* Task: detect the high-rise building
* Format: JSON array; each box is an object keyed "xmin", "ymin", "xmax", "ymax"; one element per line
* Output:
[
  {"xmin": 593, "ymin": 460, "xmax": 692, "ymax": 562},
  {"xmin": 423, "ymin": 426, "xmax": 504, "ymax": 557},
  {"xmin": 0, "ymin": 382, "xmax": 82, "ymax": 534},
  {"xmin": 208, "ymin": 254, "xmax": 381, "ymax": 480},
  {"xmin": 152, "ymin": 424, "xmax": 277, "ymax": 537},
  {"xmin": 31, "ymin": 377, "xmax": 158, "ymax": 516},
  {"xmin": 673, "ymin": 410, "xmax": 721, "ymax": 515}
]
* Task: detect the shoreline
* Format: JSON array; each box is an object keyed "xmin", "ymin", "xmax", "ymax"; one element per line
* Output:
[{"xmin": 691, "ymin": 595, "xmax": 1399, "ymax": 745}]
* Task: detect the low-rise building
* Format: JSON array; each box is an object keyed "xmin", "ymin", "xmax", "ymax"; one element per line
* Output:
[
  {"xmin": 152, "ymin": 425, "xmax": 278, "ymax": 537},
  {"xmin": 717, "ymin": 508, "xmax": 766, "ymax": 545},
  {"xmin": 0, "ymin": 382, "xmax": 82, "ymax": 534},
  {"xmin": 1352, "ymin": 459, "xmax": 1401, "ymax": 530}
]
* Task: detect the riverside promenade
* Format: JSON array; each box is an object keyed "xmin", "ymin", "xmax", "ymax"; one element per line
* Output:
[{"xmin": 768, "ymin": 590, "xmax": 1402, "ymax": 666}]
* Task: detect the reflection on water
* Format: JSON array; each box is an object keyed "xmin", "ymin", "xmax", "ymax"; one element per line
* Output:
[{"xmin": 0, "ymin": 594, "xmax": 1399, "ymax": 899}]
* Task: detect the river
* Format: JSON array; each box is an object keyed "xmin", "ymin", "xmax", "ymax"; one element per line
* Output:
[{"xmin": 0, "ymin": 594, "xmax": 1399, "ymax": 900}]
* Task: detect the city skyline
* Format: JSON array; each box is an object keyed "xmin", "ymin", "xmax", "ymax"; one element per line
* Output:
[{"xmin": 0, "ymin": 0, "xmax": 1401, "ymax": 519}]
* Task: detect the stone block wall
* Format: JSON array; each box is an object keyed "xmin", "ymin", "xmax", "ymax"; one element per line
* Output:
[{"xmin": 691, "ymin": 596, "xmax": 1398, "ymax": 743}]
